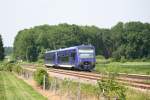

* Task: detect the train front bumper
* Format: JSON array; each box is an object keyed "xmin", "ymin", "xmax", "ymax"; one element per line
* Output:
[{"xmin": 79, "ymin": 61, "xmax": 95, "ymax": 70}]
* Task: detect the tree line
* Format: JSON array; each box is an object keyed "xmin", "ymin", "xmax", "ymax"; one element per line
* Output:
[
  {"xmin": 0, "ymin": 34, "xmax": 4, "ymax": 61},
  {"xmin": 4, "ymin": 47, "xmax": 13, "ymax": 56},
  {"xmin": 13, "ymin": 21, "xmax": 150, "ymax": 61}
]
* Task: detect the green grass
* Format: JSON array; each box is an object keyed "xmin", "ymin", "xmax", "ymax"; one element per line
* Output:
[
  {"xmin": 0, "ymin": 71, "xmax": 47, "ymax": 100},
  {"xmin": 95, "ymin": 58, "xmax": 150, "ymax": 75},
  {"xmin": 126, "ymin": 89, "xmax": 150, "ymax": 100},
  {"xmin": 95, "ymin": 64, "xmax": 150, "ymax": 75},
  {"xmin": 48, "ymin": 77, "xmax": 150, "ymax": 100}
]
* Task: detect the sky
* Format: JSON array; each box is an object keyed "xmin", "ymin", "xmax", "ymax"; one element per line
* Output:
[{"xmin": 0, "ymin": 0, "xmax": 150, "ymax": 47}]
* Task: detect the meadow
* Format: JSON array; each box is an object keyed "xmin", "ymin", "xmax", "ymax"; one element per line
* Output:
[
  {"xmin": 95, "ymin": 56, "xmax": 150, "ymax": 75},
  {"xmin": 0, "ymin": 71, "xmax": 47, "ymax": 100}
]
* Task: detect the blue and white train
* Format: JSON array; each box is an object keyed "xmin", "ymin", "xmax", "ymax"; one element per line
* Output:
[{"xmin": 45, "ymin": 45, "xmax": 96, "ymax": 71}]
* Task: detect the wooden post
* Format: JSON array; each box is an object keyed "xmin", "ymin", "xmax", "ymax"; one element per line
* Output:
[
  {"xmin": 67, "ymin": 80, "xmax": 70, "ymax": 99},
  {"xmin": 54, "ymin": 79, "xmax": 57, "ymax": 94},
  {"xmin": 43, "ymin": 75, "xmax": 45, "ymax": 90},
  {"xmin": 77, "ymin": 80, "xmax": 81, "ymax": 100}
]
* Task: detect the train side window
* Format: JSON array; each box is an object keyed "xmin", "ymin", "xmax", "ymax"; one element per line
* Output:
[
  {"xmin": 61, "ymin": 56, "xmax": 69, "ymax": 63},
  {"xmin": 45, "ymin": 53, "xmax": 55, "ymax": 63},
  {"xmin": 71, "ymin": 52, "xmax": 76, "ymax": 60}
]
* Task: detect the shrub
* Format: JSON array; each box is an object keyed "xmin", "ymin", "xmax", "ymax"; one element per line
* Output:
[
  {"xmin": 97, "ymin": 74, "xmax": 126, "ymax": 99},
  {"xmin": 120, "ymin": 56, "xmax": 127, "ymax": 63},
  {"xmin": 141, "ymin": 57, "xmax": 147, "ymax": 62},
  {"xmin": 0, "ymin": 63, "xmax": 3, "ymax": 71},
  {"xmin": 34, "ymin": 68, "xmax": 49, "ymax": 89},
  {"xmin": 112, "ymin": 50, "xmax": 121, "ymax": 61},
  {"xmin": 3, "ymin": 62, "xmax": 14, "ymax": 72},
  {"xmin": 37, "ymin": 59, "xmax": 44, "ymax": 64},
  {"xmin": 96, "ymin": 55, "xmax": 105, "ymax": 59},
  {"xmin": 13, "ymin": 65, "xmax": 22, "ymax": 74}
]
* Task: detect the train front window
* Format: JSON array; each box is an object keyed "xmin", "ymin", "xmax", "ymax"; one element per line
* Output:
[
  {"xmin": 78, "ymin": 48, "xmax": 94, "ymax": 58},
  {"xmin": 78, "ymin": 48, "xmax": 94, "ymax": 53},
  {"xmin": 79, "ymin": 53, "xmax": 94, "ymax": 58}
]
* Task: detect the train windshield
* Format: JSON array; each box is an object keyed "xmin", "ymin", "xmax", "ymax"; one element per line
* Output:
[{"xmin": 78, "ymin": 48, "xmax": 94, "ymax": 58}]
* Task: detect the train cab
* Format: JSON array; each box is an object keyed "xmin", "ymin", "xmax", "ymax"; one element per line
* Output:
[{"xmin": 77, "ymin": 45, "xmax": 96, "ymax": 71}]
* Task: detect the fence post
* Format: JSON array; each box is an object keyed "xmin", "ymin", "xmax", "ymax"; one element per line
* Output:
[
  {"xmin": 23, "ymin": 71, "xmax": 25, "ymax": 78},
  {"xmin": 54, "ymin": 79, "xmax": 57, "ymax": 94},
  {"xmin": 77, "ymin": 80, "xmax": 81, "ymax": 100},
  {"xmin": 27, "ymin": 72, "xmax": 29, "ymax": 79},
  {"xmin": 43, "ymin": 75, "xmax": 45, "ymax": 90},
  {"xmin": 50, "ymin": 80, "xmax": 53, "ymax": 91},
  {"xmin": 67, "ymin": 80, "xmax": 70, "ymax": 99},
  {"xmin": 60, "ymin": 81, "xmax": 63, "ymax": 100}
]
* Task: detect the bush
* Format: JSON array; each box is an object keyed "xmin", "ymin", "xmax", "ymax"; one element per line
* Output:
[
  {"xmin": 97, "ymin": 76, "xmax": 126, "ymax": 99},
  {"xmin": 34, "ymin": 68, "xmax": 49, "ymax": 89},
  {"xmin": 37, "ymin": 59, "xmax": 44, "ymax": 64},
  {"xmin": 112, "ymin": 50, "xmax": 121, "ymax": 61},
  {"xmin": 120, "ymin": 56, "xmax": 127, "ymax": 63},
  {"xmin": 141, "ymin": 57, "xmax": 147, "ymax": 62},
  {"xmin": 3, "ymin": 62, "xmax": 14, "ymax": 72},
  {"xmin": 13, "ymin": 65, "xmax": 22, "ymax": 74},
  {"xmin": 96, "ymin": 55, "xmax": 105, "ymax": 59},
  {"xmin": 0, "ymin": 63, "xmax": 3, "ymax": 71}
]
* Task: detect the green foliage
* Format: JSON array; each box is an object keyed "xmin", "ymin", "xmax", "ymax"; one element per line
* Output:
[
  {"xmin": 26, "ymin": 46, "xmax": 38, "ymax": 62},
  {"xmin": 13, "ymin": 22, "xmax": 150, "ymax": 61},
  {"xmin": 34, "ymin": 68, "xmax": 49, "ymax": 88},
  {"xmin": 0, "ymin": 63, "xmax": 3, "ymax": 71},
  {"xmin": 38, "ymin": 48, "xmax": 46, "ymax": 59},
  {"xmin": 2, "ymin": 62, "xmax": 15, "ymax": 72},
  {"xmin": 97, "ymin": 76, "xmax": 126, "ymax": 99},
  {"xmin": 4, "ymin": 47, "xmax": 13, "ymax": 56},
  {"xmin": 0, "ymin": 35, "xmax": 4, "ymax": 61},
  {"xmin": 120, "ymin": 56, "xmax": 127, "ymax": 63},
  {"xmin": 12, "ymin": 65, "xmax": 22, "ymax": 74},
  {"xmin": 13, "ymin": 24, "xmax": 112, "ymax": 61},
  {"xmin": 96, "ymin": 62, "xmax": 150, "ymax": 75},
  {"xmin": 96, "ymin": 55, "xmax": 105, "ymax": 59},
  {"xmin": 111, "ymin": 22, "xmax": 150, "ymax": 60},
  {"xmin": 0, "ymin": 62, "xmax": 22, "ymax": 74},
  {"xmin": 37, "ymin": 59, "xmax": 44, "ymax": 64}
]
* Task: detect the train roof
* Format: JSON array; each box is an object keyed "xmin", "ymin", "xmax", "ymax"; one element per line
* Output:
[
  {"xmin": 45, "ymin": 45, "xmax": 94, "ymax": 53},
  {"xmin": 45, "ymin": 50, "xmax": 57, "ymax": 53}
]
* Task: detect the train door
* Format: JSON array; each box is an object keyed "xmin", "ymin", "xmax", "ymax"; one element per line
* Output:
[
  {"xmin": 70, "ymin": 50, "xmax": 76, "ymax": 65},
  {"xmin": 58, "ymin": 51, "xmax": 70, "ymax": 65}
]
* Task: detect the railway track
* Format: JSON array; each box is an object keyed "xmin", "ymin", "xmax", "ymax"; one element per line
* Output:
[
  {"xmin": 47, "ymin": 68, "xmax": 150, "ymax": 89},
  {"xmin": 21, "ymin": 64, "xmax": 150, "ymax": 90}
]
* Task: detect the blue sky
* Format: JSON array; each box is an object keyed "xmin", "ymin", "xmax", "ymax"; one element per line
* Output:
[{"xmin": 0, "ymin": 0, "xmax": 150, "ymax": 46}]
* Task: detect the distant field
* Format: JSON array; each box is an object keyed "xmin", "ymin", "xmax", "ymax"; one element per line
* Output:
[
  {"xmin": 95, "ymin": 58, "xmax": 150, "ymax": 75},
  {"xmin": 0, "ymin": 71, "xmax": 47, "ymax": 100}
]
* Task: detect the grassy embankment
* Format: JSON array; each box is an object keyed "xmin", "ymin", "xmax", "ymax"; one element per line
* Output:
[
  {"xmin": 2, "ymin": 60, "xmax": 149, "ymax": 99},
  {"xmin": 48, "ymin": 77, "xmax": 150, "ymax": 100},
  {"xmin": 95, "ymin": 56, "xmax": 150, "ymax": 75},
  {"xmin": 0, "ymin": 71, "xmax": 47, "ymax": 100}
]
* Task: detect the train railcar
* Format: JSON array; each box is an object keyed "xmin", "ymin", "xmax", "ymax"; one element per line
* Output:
[
  {"xmin": 45, "ymin": 50, "xmax": 57, "ymax": 67},
  {"xmin": 45, "ymin": 45, "xmax": 96, "ymax": 71}
]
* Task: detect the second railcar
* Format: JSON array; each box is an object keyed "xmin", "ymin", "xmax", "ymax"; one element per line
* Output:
[{"xmin": 45, "ymin": 45, "xmax": 96, "ymax": 71}]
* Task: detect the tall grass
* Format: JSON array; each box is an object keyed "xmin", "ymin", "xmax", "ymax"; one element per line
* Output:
[
  {"xmin": 95, "ymin": 56, "xmax": 150, "ymax": 75},
  {"xmin": 95, "ymin": 64, "xmax": 150, "ymax": 75}
]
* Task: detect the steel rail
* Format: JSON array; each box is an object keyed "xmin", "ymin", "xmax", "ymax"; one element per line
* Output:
[{"xmin": 21, "ymin": 64, "xmax": 150, "ymax": 90}]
